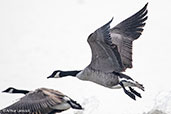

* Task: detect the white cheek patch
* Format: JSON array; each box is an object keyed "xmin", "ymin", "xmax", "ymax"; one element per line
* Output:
[
  {"xmin": 8, "ymin": 89, "xmax": 14, "ymax": 93},
  {"xmin": 54, "ymin": 72, "xmax": 60, "ymax": 78}
]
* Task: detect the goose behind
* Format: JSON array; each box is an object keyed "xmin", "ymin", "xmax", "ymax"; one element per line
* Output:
[{"xmin": 0, "ymin": 87, "xmax": 83, "ymax": 114}]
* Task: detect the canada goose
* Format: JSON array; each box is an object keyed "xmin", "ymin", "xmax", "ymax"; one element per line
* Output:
[
  {"xmin": 0, "ymin": 87, "xmax": 83, "ymax": 114},
  {"xmin": 47, "ymin": 3, "xmax": 148, "ymax": 100}
]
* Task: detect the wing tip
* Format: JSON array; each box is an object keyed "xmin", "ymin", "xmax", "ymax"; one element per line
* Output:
[
  {"xmin": 145, "ymin": 2, "xmax": 149, "ymax": 8},
  {"xmin": 110, "ymin": 17, "xmax": 114, "ymax": 24},
  {"xmin": 102, "ymin": 17, "xmax": 113, "ymax": 29},
  {"xmin": 142, "ymin": 2, "xmax": 148, "ymax": 11}
]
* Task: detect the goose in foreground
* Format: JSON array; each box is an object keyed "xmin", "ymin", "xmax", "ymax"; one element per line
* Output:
[
  {"xmin": 0, "ymin": 87, "xmax": 83, "ymax": 114},
  {"xmin": 47, "ymin": 3, "xmax": 148, "ymax": 100}
]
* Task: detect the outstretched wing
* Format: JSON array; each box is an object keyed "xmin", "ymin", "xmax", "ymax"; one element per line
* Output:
[
  {"xmin": 87, "ymin": 18, "xmax": 124, "ymax": 72},
  {"xmin": 110, "ymin": 3, "xmax": 148, "ymax": 71},
  {"xmin": 0, "ymin": 88, "xmax": 66, "ymax": 114}
]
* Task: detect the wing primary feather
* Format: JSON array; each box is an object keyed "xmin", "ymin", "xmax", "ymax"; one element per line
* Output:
[
  {"xmin": 111, "ymin": 3, "xmax": 148, "ymax": 40},
  {"xmin": 101, "ymin": 17, "xmax": 113, "ymax": 30},
  {"xmin": 109, "ymin": 3, "xmax": 148, "ymax": 70},
  {"xmin": 126, "ymin": 3, "xmax": 148, "ymax": 23},
  {"xmin": 101, "ymin": 18, "xmax": 114, "ymax": 45}
]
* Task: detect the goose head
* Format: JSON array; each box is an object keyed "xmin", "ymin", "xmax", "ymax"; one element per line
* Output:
[
  {"xmin": 47, "ymin": 70, "xmax": 62, "ymax": 79},
  {"xmin": 2, "ymin": 87, "xmax": 16, "ymax": 93}
]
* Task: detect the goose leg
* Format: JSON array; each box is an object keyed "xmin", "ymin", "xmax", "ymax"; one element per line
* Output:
[
  {"xmin": 127, "ymin": 81, "xmax": 144, "ymax": 91},
  {"xmin": 117, "ymin": 72, "xmax": 144, "ymax": 91},
  {"xmin": 119, "ymin": 81, "xmax": 136, "ymax": 100},
  {"xmin": 129, "ymin": 87, "xmax": 142, "ymax": 98}
]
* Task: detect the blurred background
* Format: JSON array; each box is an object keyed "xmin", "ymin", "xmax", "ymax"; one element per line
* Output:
[{"xmin": 0, "ymin": 0, "xmax": 171, "ymax": 114}]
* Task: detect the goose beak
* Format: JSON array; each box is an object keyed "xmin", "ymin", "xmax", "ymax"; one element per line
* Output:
[
  {"xmin": 2, "ymin": 90, "xmax": 6, "ymax": 93},
  {"xmin": 47, "ymin": 75, "xmax": 53, "ymax": 79}
]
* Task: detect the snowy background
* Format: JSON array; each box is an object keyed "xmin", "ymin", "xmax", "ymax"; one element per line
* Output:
[{"xmin": 0, "ymin": 0, "xmax": 171, "ymax": 114}]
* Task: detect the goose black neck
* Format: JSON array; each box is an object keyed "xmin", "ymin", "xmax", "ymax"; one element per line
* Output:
[
  {"xmin": 13, "ymin": 89, "xmax": 30, "ymax": 94},
  {"xmin": 60, "ymin": 70, "xmax": 81, "ymax": 77}
]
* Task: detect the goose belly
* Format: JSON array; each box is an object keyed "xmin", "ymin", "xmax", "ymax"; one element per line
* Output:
[{"xmin": 77, "ymin": 68, "xmax": 119, "ymax": 88}]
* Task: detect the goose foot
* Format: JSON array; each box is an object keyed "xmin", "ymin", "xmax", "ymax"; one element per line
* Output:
[
  {"xmin": 119, "ymin": 81, "xmax": 136, "ymax": 100},
  {"xmin": 129, "ymin": 87, "xmax": 142, "ymax": 98}
]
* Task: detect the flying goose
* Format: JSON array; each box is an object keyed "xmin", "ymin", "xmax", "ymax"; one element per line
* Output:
[
  {"xmin": 47, "ymin": 3, "xmax": 148, "ymax": 100},
  {"xmin": 0, "ymin": 87, "xmax": 83, "ymax": 114}
]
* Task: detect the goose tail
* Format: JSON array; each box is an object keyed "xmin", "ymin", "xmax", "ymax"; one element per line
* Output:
[{"xmin": 67, "ymin": 98, "xmax": 84, "ymax": 110}]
